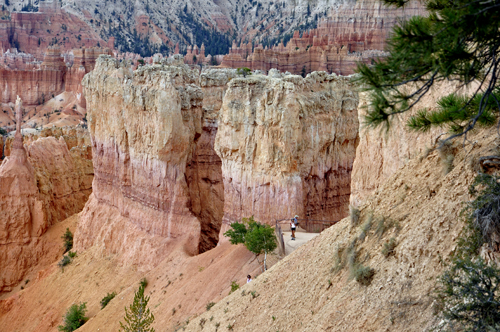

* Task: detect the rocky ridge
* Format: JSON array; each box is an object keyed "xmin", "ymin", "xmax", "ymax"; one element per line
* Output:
[
  {"xmin": 221, "ymin": 0, "xmax": 426, "ymax": 76},
  {"xmin": 0, "ymin": 2, "xmax": 109, "ymax": 60},
  {"xmin": 5, "ymin": 0, "xmax": 424, "ymax": 60}
]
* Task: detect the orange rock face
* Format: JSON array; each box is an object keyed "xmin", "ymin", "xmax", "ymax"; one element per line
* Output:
[
  {"xmin": 77, "ymin": 57, "xmax": 206, "ymax": 270},
  {"xmin": 215, "ymin": 71, "xmax": 359, "ymax": 238},
  {"xmin": 0, "ymin": 46, "xmax": 112, "ymax": 106},
  {"xmin": 221, "ymin": 0, "xmax": 426, "ymax": 75},
  {"xmin": 0, "ymin": 100, "xmax": 93, "ymax": 292}
]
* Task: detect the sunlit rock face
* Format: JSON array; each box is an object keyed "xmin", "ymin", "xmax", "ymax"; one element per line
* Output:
[
  {"xmin": 215, "ymin": 70, "xmax": 359, "ymax": 240},
  {"xmin": 77, "ymin": 56, "xmax": 205, "ymax": 269},
  {"xmin": 0, "ymin": 99, "xmax": 92, "ymax": 292}
]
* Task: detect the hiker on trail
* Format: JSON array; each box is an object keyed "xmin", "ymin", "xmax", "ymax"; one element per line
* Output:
[
  {"xmin": 290, "ymin": 215, "xmax": 298, "ymax": 240},
  {"xmin": 247, "ymin": 275, "xmax": 252, "ymax": 283}
]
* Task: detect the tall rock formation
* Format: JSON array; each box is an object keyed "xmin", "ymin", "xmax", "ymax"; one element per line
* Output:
[
  {"xmin": 0, "ymin": 98, "xmax": 44, "ymax": 292},
  {"xmin": 77, "ymin": 56, "xmax": 205, "ymax": 269},
  {"xmin": 215, "ymin": 70, "xmax": 359, "ymax": 237},
  {"xmin": 0, "ymin": 99, "xmax": 92, "ymax": 292},
  {"xmin": 77, "ymin": 55, "xmax": 360, "ymax": 264},
  {"xmin": 187, "ymin": 68, "xmax": 236, "ymax": 252}
]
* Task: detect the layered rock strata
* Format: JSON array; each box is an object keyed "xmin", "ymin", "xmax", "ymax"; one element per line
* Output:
[
  {"xmin": 0, "ymin": 99, "xmax": 92, "ymax": 292},
  {"xmin": 0, "ymin": 4, "xmax": 107, "ymax": 60},
  {"xmin": 186, "ymin": 68, "xmax": 236, "ymax": 252},
  {"xmin": 222, "ymin": 0, "xmax": 426, "ymax": 76},
  {"xmin": 0, "ymin": 46, "xmax": 112, "ymax": 106},
  {"xmin": 215, "ymin": 70, "xmax": 359, "ymax": 237},
  {"xmin": 77, "ymin": 56, "xmax": 205, "ymax": 268},
  {"xmin": 3, "ymin": 126, "xmax": 91, "ymax": 158}
]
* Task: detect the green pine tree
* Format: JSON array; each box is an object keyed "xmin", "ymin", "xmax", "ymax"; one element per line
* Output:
[
  {"xmin": 356, "ymin": 0, "xmax": 500, "ymax": 139},
  {"xmin": 120, "ymin": 282, "xmax": 155, "ymax": 332},
  {"xmin": 224, "ymin": 216, "xmax": 277, "ymax": 270}
]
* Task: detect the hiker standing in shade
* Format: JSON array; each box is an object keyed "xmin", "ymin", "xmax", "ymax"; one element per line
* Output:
[
  {"xmin": 290, "ymin": 215, "xmax": 298, "ymax": 240},
  {"xmin": 247, "ymin": 275, "xmax": 252, "ymax": 283}
]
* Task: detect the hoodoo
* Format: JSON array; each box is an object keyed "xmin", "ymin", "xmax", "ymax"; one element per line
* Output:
[
  {"xmin": 0, "ymin": 98, "xmax": 93, "ymax": 292},
  {"xmin": 0, "ymin": 97, "xmax": 44, "ymax": 292}
]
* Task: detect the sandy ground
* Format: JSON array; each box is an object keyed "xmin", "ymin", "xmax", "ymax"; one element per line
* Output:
[{"xmin": 0, "ymin": 213, "xmax": 279, "ymax": 332}]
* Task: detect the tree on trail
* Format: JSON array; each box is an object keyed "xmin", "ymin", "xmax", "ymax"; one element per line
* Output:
[
  {"xmin": 120, "ymin": 281, "xmax": 155, "ymax": 332},
  {"xmin": 357, "ymin": 0, "xmax": 500, "ymax": 139},
  {"xmin": 224, "ymin": 216, "xmax": 278, "ymax": 271}
]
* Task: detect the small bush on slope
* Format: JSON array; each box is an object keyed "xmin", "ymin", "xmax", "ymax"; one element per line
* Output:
[
  {"xmin": 229, "ymin": 281, "xmax": 240, "ymax": 294},
  {"xmin": 350, "ymin": 205, "xmax": 361, "ymax": 227},
  {"xmin": 351, "ymin": 263, "xmax": 375, "ymax": 286},
  {"xmin": 58, "ymin": 303, "xmax": 88, "ymax": 332},
  {"xmin": 58, "ymin": 255, "xmax": 71, "ymax": 271},
  {"xmin": 435, "ymin": 173, "xmax": 500, "ymax": 331},
  {"xmin": 61, "ymin": 228, "xmax": 73, "ymax": 253},
  {"xmin": 382, "ymin": 238, "xmax": 397, "ymax": 258},
  {"xmin": 100, "ymin": 292, "xmax": 116, "ymax": 309},
  {"xmin": 120, "ymin": 281, "xmax": 155, "ymax": 332}
]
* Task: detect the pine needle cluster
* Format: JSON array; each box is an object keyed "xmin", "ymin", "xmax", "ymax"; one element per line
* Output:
[{"xmin": 357, "ymin": 0, "xmax": 500, "ymax": 138}]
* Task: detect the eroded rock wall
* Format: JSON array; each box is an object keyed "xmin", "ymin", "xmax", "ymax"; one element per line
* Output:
[
  {"xmin": 0, "ymin": 8, "xmax": 107, "ymax": 60},
  {"xmin": 76, "ymin": 56, "xmax": 205, "ymax": 269},
  {"xmin": 0, "ymin": 100, "xmax": 92, "ymax": 292},
  {"xmin": 350, "ymin": 84, "xmax": 458, "ymax": 207},
  {"xmin": 3, "ymin": 126, "xmax": 91, "ymax": 158},
  {"xmin": 186, "ymin": 69, "xmax": 237, "ymax": 253},
  {"xmin": 0, "ymin": 46, "xmax": 111, "ymax": 106},
  {"xmin": 215, "ymin": 70, "xmax": 359, "ymax": 236}
]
